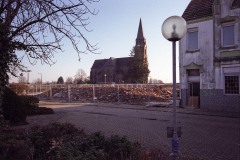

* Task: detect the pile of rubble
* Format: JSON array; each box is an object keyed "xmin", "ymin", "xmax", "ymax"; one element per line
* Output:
[
  {"xmin": 39, "ymin": 85, "xmax": 179, "ymax": 105},
  {"xmin": 121, "ymin": 86, "xmax": 177, "ymax": 104}
]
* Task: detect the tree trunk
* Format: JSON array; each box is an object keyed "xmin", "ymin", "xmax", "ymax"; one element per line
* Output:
[
  {"xmin": 0, "ymin": 58, "xmax": 6, "ymax": 113},
  {"xmin": 0, "ymin": 24, "xmax": 10, "ymax": 113},
  {"xmin": 0, "ymin": 45, "xmax": 8, "ymax": 113}
]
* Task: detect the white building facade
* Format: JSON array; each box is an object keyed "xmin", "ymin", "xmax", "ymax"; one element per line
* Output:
[{"xmin": 179, "ymin": 0, "xmax": 240, "ymax": 112}]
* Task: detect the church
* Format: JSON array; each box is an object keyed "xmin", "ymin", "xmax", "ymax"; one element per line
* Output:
[{"xmin": 90, "ymin": 19, "xmax": 148, "ymax": 84}]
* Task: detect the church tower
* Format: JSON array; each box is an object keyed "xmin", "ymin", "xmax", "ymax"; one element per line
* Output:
[
  {"xmin": 127, "ymin": 18, "xmax": 149, "ymax": 83},
  {"xmin": 135, "ymin": 18, "xmax": 147, "ymax": 59}
]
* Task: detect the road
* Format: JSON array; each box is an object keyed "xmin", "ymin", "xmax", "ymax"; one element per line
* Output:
[{"xmin": 26, "ymin": 103, "xmax": 240, "ymax": 160}]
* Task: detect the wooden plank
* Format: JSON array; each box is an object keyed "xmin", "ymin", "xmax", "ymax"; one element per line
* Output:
[{"xmin": 188, "ymin": 96, "xmax": 199, "ymax": 108}]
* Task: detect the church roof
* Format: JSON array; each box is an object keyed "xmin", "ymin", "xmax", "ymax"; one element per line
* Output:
[
  {"xmin": 182, "ymin": 0, "xmax": 214, "ymax": 21},
  {"xmin": 116, "ymin": 57, "xmax": 132, "ymax": 67},
  {"xmin": 91, "ymin": 59, "xmax": 108, "ymax": 69},
  {"xmin": 91, "ymin": 57, "xmax": 132, "ymax": 70},
  {"xmin": 136, "ymin": 18, "xmax": 145, "ymax": 40}
]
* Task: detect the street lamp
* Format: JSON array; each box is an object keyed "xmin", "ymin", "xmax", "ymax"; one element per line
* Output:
[
  {"xmin": 27, "ymin": 70, "xmax": 31, "ymax": 84},
  {"xmin": 38, "ymin": 73, "xmax": 42, "ymax": 93},
  {"xmin": 104, "ymin": 74, "xmax": 106, "ymax": 84},
  {"xmin": 162, "ymin": 16, "xmax": 187, "ymax": 159},
  {"xmin": 38, "ymin": 73, "xmax": 42, "ymax": 84}
]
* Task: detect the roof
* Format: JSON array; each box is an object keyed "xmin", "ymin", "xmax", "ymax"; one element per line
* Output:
[
  {"xmin": 91, "ymin": 59, "xmax": 108, "ymax": 69},
  {"xmin": 232, "ymin": 0, "xmax": 240, "ymax": 8},
  {"xmin": 116, "ymin": 57, "xmax": 132, "ymax": 67},
  {"xmin": 182, "ymin": 0, "xmax": 214, "ymax": 21},
  {"xmin": 136, "ymin": 18, "xmax": 145, "ymax": 40},
  {"xmin": 91, "ymin": 57, "xmax": 132, "ymax": 70}
]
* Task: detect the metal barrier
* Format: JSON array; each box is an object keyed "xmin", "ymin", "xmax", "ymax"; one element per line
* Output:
[{"xmin": 26, "ymin": 83, "xmax": 179, "ymax": 104}]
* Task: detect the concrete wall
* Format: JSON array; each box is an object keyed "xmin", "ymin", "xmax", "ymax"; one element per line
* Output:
[
  {"xmin": 180, "ymin": 89, "xmax": 188, "ymax": 107},
  {"xmin": 181, "ymin": 88, "xmax": 240, "ymax": 112},
  {"xmin": 200, "ymin": 89, "xmax": 240, "ymax": 112}
]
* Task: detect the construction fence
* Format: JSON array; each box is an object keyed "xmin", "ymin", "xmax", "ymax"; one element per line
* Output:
[{"xmin": 28, "ymin": 83, "xmax": 180, "ymax": 105}]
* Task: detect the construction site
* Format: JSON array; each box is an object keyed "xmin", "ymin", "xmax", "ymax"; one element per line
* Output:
[{"xmin": 30, "ymin": 84, "xmax": 180, "ymax": 105}]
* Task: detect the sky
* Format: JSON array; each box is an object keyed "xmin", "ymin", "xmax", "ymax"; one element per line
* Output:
[{"xmin": 10, "ymin": 0, "xmax": 191, "ymax": 83}]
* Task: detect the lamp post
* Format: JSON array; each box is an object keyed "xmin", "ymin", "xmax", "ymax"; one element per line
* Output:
[
  {"xmin": 38, "ymin": 73, "xmax": 42, "ymax": 84},
  {"xmin": 162, "ymin": 16, "xmax": 187, "ymax": 159},
  {"xmin": 104, "ymin": 74, "xmax": 106, "ymax": 84},
  {"xmin": 38, "ymin": 73, "xmax": 42, "ymax": 93},
  {"xmin": 27, "ymin": 70, "xmax": 31, "ymax": 84}
]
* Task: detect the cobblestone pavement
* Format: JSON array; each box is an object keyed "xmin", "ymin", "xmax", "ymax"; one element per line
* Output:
[{"xmin": 25, "ymin": 102, "xmax": 240, "ymax": 160}]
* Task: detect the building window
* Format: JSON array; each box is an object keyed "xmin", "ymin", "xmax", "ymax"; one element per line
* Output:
[
  {"xmin": 222, "ymin": 24, "xmax": 235, "ymax": 46},
  {"xmin": 225, "ymin": 76, "xmax": 239, "ymax": 94},
  {"xmin": 187, "ymin": 29, "xmax": 198, "ymax": 50},
  {"xmin": 187, "ymin": 69, "xmax": 200, "ymax": 76}
]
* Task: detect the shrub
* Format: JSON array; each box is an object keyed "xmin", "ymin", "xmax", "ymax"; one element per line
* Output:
[
  {"xmin": 27, "ymin": 123, "xmax": 141, "ymax": 160},
  {"xmin": 20, "ymin": 96, "xmax": 39, "ymax": 105},
  {"xmin": 53, "ymin": 132, "xmax": 141, "ymax": 160},
  {"xmin": 0, "ymin": 122, "xmax": 202, "ymax": 160},
  {"xmin": 20, "ymin": 96, "xmax": 39, "ymax": 115},
  {"xmin": 0, "ymin": 115, "xmax": 8, "ymax": 129},
  {"xmin": 54, "ymin": 132, "xmax": 106, "ymax": 160},
  {"xmin": 0, "ymin": 118, "xmax": 30, "ymax": 160},
  {"xmin": 28, "ymin": 123, "xmax": 84, "ymax": 159},
  {"xmin": 2, "ymin": 87, "xmax": 27, "ymax": 124},
  {"xmin": 20, "ymin": 96, "xmax": 54, "ymax": 115},
  {"xmin": 2, "ymin": 88, "xmax": 49, "ymax": 124},
  {"xmin": 8, "ymin": 83, "xmax": 29, "ymax": 95},
  {"xmin": 104, "ymin": 135, "xmax": 141, "ymax": 159}
]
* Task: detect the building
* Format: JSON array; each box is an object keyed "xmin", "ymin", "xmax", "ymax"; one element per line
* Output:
[
  {"xmin": 90, "ymin": 19, "xmax": 148, "ymax": 84},
  {"xmin": 179, "ymin": 0, "xmax": 240, "ymax": 112}
]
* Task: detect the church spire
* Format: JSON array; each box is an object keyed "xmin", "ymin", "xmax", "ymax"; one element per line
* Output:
[
  {"xmin": 136, "ymin": 18, "xmax": 146, "ymax": 47},
  {"xmin": 136, "ymin": 18, "xmax": 145, "ymax": 40}
]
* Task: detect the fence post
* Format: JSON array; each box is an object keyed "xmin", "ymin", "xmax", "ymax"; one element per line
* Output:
[
  {"xmin": 92, "ymin": 85, "xmax": 95, "ymax": 101},
  {"xmin": 49, "ymin": 84, "xmax": 52, "ymax": 99},
  {"xmin": 68, "ymin": 84, "xmax": 71, "ymax": 101},
  {"xmin": 117, "ymin": 85, "xmax": 120, "ymax": 102},
  {"xmin": 148, "ymin": 83, "xmax": 150, "ymax": 102}
]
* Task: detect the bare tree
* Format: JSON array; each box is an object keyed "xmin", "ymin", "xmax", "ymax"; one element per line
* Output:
[
  {"xmin": 0, "ymin": 0, "xmax": 99, "ymax": 110},
  {"xmin": 66, "ymin": 77, "xmax": 73, "ymax": 84},
  {"xmin": 34, "ymin": 78, "xmax": 42, "ymax": 84},
  {"xmin": 74, "ymin": 69, "xmax": 87, "ymax": 84},
  {"xmin": 18, "ymin": 75, "xmax": 27, "ymax": 83}
]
